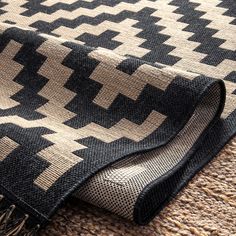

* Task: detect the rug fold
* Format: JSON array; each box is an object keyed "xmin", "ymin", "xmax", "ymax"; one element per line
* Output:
[{"xmin": 0, "ymin": 7, "xmax": 232, "ymax": 233}]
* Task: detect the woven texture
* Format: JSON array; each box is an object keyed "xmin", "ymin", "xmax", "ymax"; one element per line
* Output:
[
  {"xmin": 41, "ymin": 137, "xmax": 236, "ymax": 236},
  {"xmin": 0, "ymin": 0, "xmax": 235, "ymax": 234}
]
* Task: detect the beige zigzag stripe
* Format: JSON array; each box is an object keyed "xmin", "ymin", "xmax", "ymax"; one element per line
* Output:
[
  {"xmin": 89, "ymin": 49, "xmax": 175, "ymax": 109},
  {"xmin": 0, "ymin": 136, "xmax": 19, "ymax": 161},
  {"xmin": 54, "ymin": 19, "xmax": 149, "ymax": 58},
  {"xmin": 0, "ymin": 110, "xmax": 166, "ymax": 145},
  {"xmin": 192, "ymin": 0, "xmax": 236, "ymax": 51},
  {"xmin": 0, "ymin": 40, "xmax": 23, "ymax": 109},
  {"xmin": 152, "ymin": 0, "xmax": 236, "ymax": 119},
  {"xmin": 42, "ymin": 0, "xmax": 94, "ymax": 6},
  {"xmin": 42, "ymin": 0, "xmax": 83, "ymax": 6},
  {"xmin": 36, "ymin": 39, "xmax": 76, "ymax": 122},
  {"xmin": 0, "ymin": 0, "xmax": 156, "ymax": 57},
  {"xmin": 149, "ymin": 0, "xmax": 236, "ymax": 79},
  {"xmin": 0, "ymin": 0, "xmax": 35, "ymax": 31},
  {"xmin": 0, "ymin": 108, "xmax": 166, "ymax": 190},
  {"xmin": 0, "ymin": 0, "xmax": 161, "ymax": 26},
  {"xmin": 35, "ymin": 39, "xmax": 82, "ymax": 190}
]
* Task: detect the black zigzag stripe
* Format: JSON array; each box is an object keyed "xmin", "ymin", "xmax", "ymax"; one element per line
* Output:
[
  {"xmin": 22, "ymin": 0, "xmax": 140, "ymax": 16},
  {"xmin": 0, "ymin": 28, "xmax": 48, "ymax": 120},
  {"xmin": 135, "ymin": 7, "xmax": 180, "ymax": 64},
  {"xmin": 62, "ymin": 40, "xmax": 202, "ymax": 129},
  {"xmin": 218, "ymin": 0, "xmax": 236, "ymax": 24},
  {"xmin": 28, "ymin": 6, "xmax": 180, "ymax": 64},
  {"xmin": 62, "ymin": 42, "xmax": 165, "ymax": 128},
  {"xmin": 172, "ymin": 0, "xmax": 236, "ymax": 66}
]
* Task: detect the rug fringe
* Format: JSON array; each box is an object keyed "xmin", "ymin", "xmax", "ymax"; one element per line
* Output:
[{"xmin": 0, "ymin": 194, "xmax": 40, "ymax": 236}]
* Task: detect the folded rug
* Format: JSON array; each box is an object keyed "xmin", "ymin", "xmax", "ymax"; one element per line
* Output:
[
  {"xmin": 0, "ymin": 0, "xmax": 235, "ymax": 235},
  {"xmin": 40, "ymin": 138, "xmax": 236, "ymax": 236}
]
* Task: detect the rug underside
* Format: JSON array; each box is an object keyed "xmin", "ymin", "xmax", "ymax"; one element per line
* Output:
[
  {"xmin": 0, "ymin": 0, "xmax": 235, "ymax": 235},
  {"xmin": 40, "ymin": 138, "xmax": 236, "ymax": 236}
]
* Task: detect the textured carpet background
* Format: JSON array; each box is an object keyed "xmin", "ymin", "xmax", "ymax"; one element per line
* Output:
[{"xmin": 40, "ymin": 137, "xmax": 236, "ymax": 236}]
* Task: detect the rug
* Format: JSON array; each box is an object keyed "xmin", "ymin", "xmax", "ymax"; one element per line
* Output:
[
  {"xmin": 0, "ymin": 0, "xmax": 235, "ymax": 235},
  {"xmin": 40, "ymin": 137, "xmax": 236, "ymax": 236}
]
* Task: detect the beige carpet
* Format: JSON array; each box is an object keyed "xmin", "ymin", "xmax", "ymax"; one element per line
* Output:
[{"xmin": 40, "ymin": 137, "xmax": 236, "ymax": 236}]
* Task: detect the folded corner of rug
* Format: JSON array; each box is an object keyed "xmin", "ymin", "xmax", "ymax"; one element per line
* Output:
[{"xmin": 0, "ymin": 1, "xmax": 235, "ymax": 234}]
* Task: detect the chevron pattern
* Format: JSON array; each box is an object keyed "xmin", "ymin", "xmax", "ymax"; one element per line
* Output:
[
  {"xmin": 0, "ymin": 40, "xmax": 23, "ymax": 109},
  {"xmin": 0, "ymin": 24, "xmax": 171, "ymax": 191},
  {"xmin": 1, "ymin": 19, "xmax": 214, "ymax": 218},
  {"xmin": 0, "ymin": 0, "xmax": 235, "ymax": 233},
  {"xmin": 0, "ymin": 0, "xmax": 235, "ymax": 119}
]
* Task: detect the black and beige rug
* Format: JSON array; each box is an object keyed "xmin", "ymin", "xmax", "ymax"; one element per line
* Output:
[
  {"xmin": 40, "ymin": 138, "xmax": 236, "ymax": 236},
  {"xmin": 0, "ymin": 0, "xmax": 235, "ymax": 235}
]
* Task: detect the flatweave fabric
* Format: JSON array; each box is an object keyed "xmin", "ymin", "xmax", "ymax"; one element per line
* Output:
[{"xmin": 0, "ymin": 0, "xmax": 235, "ymax": 235}]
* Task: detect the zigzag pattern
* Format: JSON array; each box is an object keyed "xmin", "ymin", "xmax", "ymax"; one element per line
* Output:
[
  {"xmin": 0, "ymin": 0, "xmax": 234, "ymax": 192},
  {"xmin": 0, "ymin": 19, "xmax": 221, "ymax": 201},
  {"xmin": 88, "ymin": 49, "xmax": 175, "ymax": 108},
  {"xmin": 1, "ymin": 0, "xmax": 235, "ymax": 76},
  {"xmin": 0, "ymin": 0, "xmax": 235, "ymax": 230},
  {"xmin": 0, "ymin": 40, "xmax": 23, "ymax": 109},
  {"xmin": 0, "ymin": 1, "xmax": 235, "ymax": 75},
  {"xmin": 1, "ymin": 24, "xmax": 193, "ymax": 193}
]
